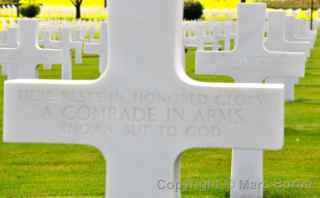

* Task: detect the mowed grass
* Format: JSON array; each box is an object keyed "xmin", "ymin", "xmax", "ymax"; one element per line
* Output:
[{"xmin": 0, "ymin": 34, "xmax": 320, "ymax": 197}]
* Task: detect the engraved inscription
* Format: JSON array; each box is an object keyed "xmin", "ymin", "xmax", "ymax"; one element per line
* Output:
[{"xmin": 18, "ymin": 88, "xmax": 268, "ymax": 138}]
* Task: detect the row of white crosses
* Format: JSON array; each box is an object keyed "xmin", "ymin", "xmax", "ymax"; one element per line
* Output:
[
  {"xmin": 196, "ymin": 8, "xmax": 316, "ymax": 102},
  {"xmin": 0, "ymin": 19, "xmax": 70, "ymax": 79},
  {"xmin": 71, "ymin": 20, "xmax": 98, "ymax": 41},
  {"xmin": 265, "ymin": 12, "xmax": 311, "ymax": 57},
  {"xmin": 38, "ymin": 19, "xmax": 108, "ymax": 74},
  {"xmin": 184, "ymin": 11, "xmax": 317, "ymax": 54},
  {"xmin": 268, "ymin": 11, "xmax": 315, "ymax": 101},
  {"xmin": 265, "ymin": 11, "xmax": 313, "ymax": 101},
  {"xmin": 39, "ymin": 26, "xmax": 83, "ymax": 65},
  {"xmin": 53, "ymin": 19, "xmax": 100, "ymax": 42},
  {"xmin": 183, "ymin": 20, "xmax": 237, "ymax": 51},
  {"xmin": 84, "ymin": 21, "xmax": 108, "ymax": 73},
  {"xmin": 70, "ymin": 20, "xmax": 108, "ymax": 73},
  {"xmin": 4, "ymin": 2, "xmax": 284, "ymax": 198},
  {"xmin": 197, "ymin": 5, "xmax": 306, "ymax": 198},
  {"xmin": 38, "ymin": 19, "xmax": 99, "ymax": 65},
  {"xmin": 38, "ymin": 19, "xmax": 101, "ymax": 41},
  {"xmin": 0, "ymin": 18, "xmax": 108, "ymax": 79},
  {"xmin": 4, "ymin": 9, "xmax": 314, "ymax": 82},
  {"xmin": 285, "ymin": 16, "xmax": 317, "ymax": 46}
]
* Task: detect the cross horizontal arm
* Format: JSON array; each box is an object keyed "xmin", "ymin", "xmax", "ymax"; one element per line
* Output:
[
  {"xmin": 4, "ymin": 80, "xmax": 105, "ymax": 147},
  {"xmin": 0, "ymin": 48, "xmax": 17, "ymax": 64},
  {"xmin": 4, "ymin": 77, "xmax": 285, "ymax": 151},
  {"xmin": 38, "ymin": 49, "xmax": 65, "ymax": 65},
  {"xmin": 196, "ymin": 50, "xmax": 306, "ymax": 78}
]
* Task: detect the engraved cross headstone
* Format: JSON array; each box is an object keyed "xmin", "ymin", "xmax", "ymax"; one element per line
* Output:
[
  {"xmin": 84, "ymin": 21, "xmax": 108, "ymax": 73},
  {"xmin": 4, "ymin": 1, "xmax": 284, "ymax": 198},
  {"xmin": 196, "ymin": 4, "xmax": 304, "ymax": 198},
  {"xmin": 0, "ymin": 19, "xmax": 69, "ymax": 79}
]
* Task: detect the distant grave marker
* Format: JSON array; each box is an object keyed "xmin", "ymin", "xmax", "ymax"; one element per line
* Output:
[
  {"xmin": 265, "ymin": 11, "xmax": 311, "ymax": 57},
  {"xmin": 265, "ymin": 11, "xmax": 310, "ymax": 101},
  {"xmin": 196, "ymin": 4, "xmax": 303, "ymax": 197},
  {"xmin": 0, "ymin": 19, "xmax": 70, "ymax": 79},
  {"xmin": 84, "ymin": 21, "xmax": 108, "ymax": 73},
  {"xmin": 196, "ymin": 5, "xmax": 305, "ymax": 100},
  {"xmin": 285, "ymin": 16, "xmax": 315, "ymax": 45},
  {"xmin": 40, "ymin": 27, "xmax": 83, "ymax": 65}
]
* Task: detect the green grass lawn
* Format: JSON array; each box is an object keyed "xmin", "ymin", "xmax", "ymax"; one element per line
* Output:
[{"xmin": 0, "ymin": 34, "xmax": 320, "ymax": 197}]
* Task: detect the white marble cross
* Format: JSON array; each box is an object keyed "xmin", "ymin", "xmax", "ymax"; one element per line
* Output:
[
  {"xmin": 285, "ymin": 16, "xmax": 315, "ymax": 45},
  {"xmin": 41, "ymin": 27, "xmax": 83, "ymax": 65},
  {"xmin": 0, "ymin": 19, "xmax": 69, "ymax": 79},
  {"xmin": 196, "ymin": 3, "xmax": 304, "ymax": 198},
  {"xmin": 265, "ymin": 11, "xmax": 311, "ymax": 101},
  {"xmin": 4, "ymin": 1, "xmax": 284, "ymax": 198},
  {"xmin": 84, "ymin": 22, "xmax": 108, "ymax": 73},
  {"xmin": 265, "ymin": 11, "xmax": 311, "ymax": 57},
  {"xmin": 196, "ymin": 4, "xmax": 305, "ymax": 98}
]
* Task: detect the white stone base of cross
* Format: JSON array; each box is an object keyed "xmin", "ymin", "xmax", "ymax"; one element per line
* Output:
[
  {"xmin": 231, "ymin": 149, "xmax": 263, "ymax": 198},
  {"xmin": 266, "ymin": 77, "xmax": 296, "ymax": 101}
]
